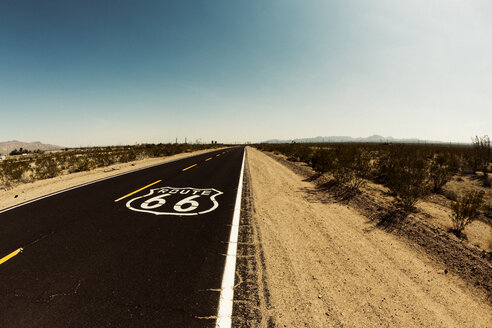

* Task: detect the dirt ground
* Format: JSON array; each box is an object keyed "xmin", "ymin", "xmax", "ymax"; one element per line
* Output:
[
  {"xmin": 0, "ymin": 148, "xmax": 222, "ymax": 211},
  {"xmin": 245, "ymin": 147, "xmax": 491, "ymax": 327}
]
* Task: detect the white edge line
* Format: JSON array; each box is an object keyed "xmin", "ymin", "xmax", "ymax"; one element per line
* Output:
[
  {"xmin": 215, "ymin": 147, "xmax": 245, "ymax": 327},
  {"xmin": 0, "ymin": 148, "xmax": 232, "ymax": 215}
]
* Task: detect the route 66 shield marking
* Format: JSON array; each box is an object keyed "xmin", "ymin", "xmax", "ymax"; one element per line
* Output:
[{"xmin": 126, "ymin": 186, "xmax": 223, "ymax": 216}]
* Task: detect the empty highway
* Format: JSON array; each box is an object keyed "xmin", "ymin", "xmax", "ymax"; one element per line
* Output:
[{"xmin": 0, "ymin": 147, "xmax": 245, "ymax": 327}]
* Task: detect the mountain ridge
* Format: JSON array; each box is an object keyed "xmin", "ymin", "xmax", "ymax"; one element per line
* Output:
[{"xmin": 0, "ymin": 140, "xmax": 62, "ymax": 155}]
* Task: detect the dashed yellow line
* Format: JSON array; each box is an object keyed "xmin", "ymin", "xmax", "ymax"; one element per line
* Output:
[
  {"xmin": 114, "ymin": 180, "xmax": 162, "ymax": 202},
  {"xmin": 0, "ymin": 248, "xmax": 23, "ymax": 265},
  {"xmin": 205, "ymin": 157, "xmax": 212, "ymax": 161},
  {"xmin": 216, "ymin": 154, "xmax": 221, "ymax": 157},
  {"xmin": 183, "ymin": 163, "xmax": 198, "ymax": 171}
]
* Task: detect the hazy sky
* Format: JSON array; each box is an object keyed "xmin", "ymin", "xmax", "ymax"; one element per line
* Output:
[{"xmin": 1, "ymin": 0, "xmax": 491, "ymax": 146}]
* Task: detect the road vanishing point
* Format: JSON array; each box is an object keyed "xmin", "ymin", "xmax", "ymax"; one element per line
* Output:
[{"xmin": 0, "ymin": 147, "xmax": 245, "ymax": 327}]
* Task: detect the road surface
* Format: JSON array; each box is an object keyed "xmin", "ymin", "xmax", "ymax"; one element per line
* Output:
[{"xmin": 0, "ymin": 147, "xmax": 245, "ymax": 327}]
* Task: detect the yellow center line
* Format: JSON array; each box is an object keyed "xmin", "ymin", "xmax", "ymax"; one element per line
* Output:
[
  {"xmin": 0, "ymin": 248, "xmax": 23, "ymax": 265},
  {"xmin": 114, "ymin": 180, "xmax": 162, "ymax": 202},
  {"xmin": 205, "ymin": 157, "xmax": 212, "ymax": 161},
  {"xmin": 216, "ymin": 154, "xmax": 220, "ymax": 157},
  {"xmin": 183, "ymin": 163, "xmax": 198, "ymax": 171}
]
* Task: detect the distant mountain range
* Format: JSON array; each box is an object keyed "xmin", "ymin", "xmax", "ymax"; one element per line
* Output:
[
  {"xmin": 0, "ymin": 140, "xmax": 62, "ymax": 155},
  {"xmin": 262, "ymin": 135, "xmax": 451, "ymax": 144}
]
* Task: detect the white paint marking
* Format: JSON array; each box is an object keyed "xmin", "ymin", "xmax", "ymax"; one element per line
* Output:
[
  {"xmin": 216, "ymin": 148, "xmax": 245, "ymax": 327},
  {"xmin": 126, "ymin": 187, "xmax": 223, "ymax": 216},
  {"xmin": 0, "ymin": 149, "xmax": 228, "ymax": 215}
]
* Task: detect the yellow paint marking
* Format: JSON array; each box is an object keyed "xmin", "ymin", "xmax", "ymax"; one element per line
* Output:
[
  {"xmin": 205, "ymin": 157, "xmax": 212, "ymax": 161},
  {"xmin": 0, "ymin": 248, "xmax": 23, "ymax": 265},
  {"xmin": 183, "ymin": 164, "xmax": 198, "ymax": 171},
  {"xmin": 216, "ymin": 154, "xmax": 221, "ymax": 157},
  {"xmin": 114, "ymin": 180, "xmax": 162, "ymax": 202}
]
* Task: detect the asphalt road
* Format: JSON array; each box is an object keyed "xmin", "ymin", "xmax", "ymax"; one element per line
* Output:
[{"xmin": 0, "ymin": 147, "xmax": 245, "ymax": 327}]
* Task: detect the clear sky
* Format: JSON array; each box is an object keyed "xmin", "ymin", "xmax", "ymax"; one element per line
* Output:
[{"xmin": 1, "ymin": 0, "xmax": 491, "ymax": 146}]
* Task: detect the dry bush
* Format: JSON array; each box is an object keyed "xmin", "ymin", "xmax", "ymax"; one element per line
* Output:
[
  {"xmin": 377, "ymin": 146, "xmax": 431, "ymax": 211},
  {"xmin": 35, "ymin": 157, "xmax": 60, "ymax": 179},
  {"xmin": 450, "ymin": 190, "xmax": 484, "ymax": 236},
  {"xmin": 119, "ymin": 150, "xmax": 137, "ymax": 163},
  {"xmin": 332, "ymin": 145, "xmax": 370, "ymax": 191},
  {"xmin": 287, "ymin": 144, "xmax": 312, "ymax": 163},
  {"xmin": 68, "ymin": 156, "xmax": 94, "ymax": 173},
  {"xmin": 481, "ymin": 173, "xmax": 491, "ymax": 188},
  {"xmin": 483, "ymin": 201, "xmax": 492, "ymax": 219},
  {"xmin": 90, "ymin": 150, "xmax": 116, "ymax": 168},
  {"xmin": 0, "ymin": 165, "xmax": 6, "ymax": 188},
  {"xmin": 429, "ymin": 153, "xmax": 459, "ymax": 192},
  {"xmin": 1, "ymin": 160, "xmax": 32, "ymax": 184},
  {"xmin": 310, "ymin": 149, "xmax": 334, "ymax": 174},
  {"xmin": 469, "ymin": 135, "xmax": 490, "ymax": 173},
  {"xmin": 443, "ymin": 189, "xmax": 458, "ymax": 201}
]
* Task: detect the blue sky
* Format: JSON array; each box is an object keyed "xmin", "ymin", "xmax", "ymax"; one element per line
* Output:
[{"xmin": 1, "ymin": 0, "xmax": 491, "ymax": 146}]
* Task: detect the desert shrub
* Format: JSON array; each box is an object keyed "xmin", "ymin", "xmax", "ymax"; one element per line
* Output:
[
  {"xmin": 443, "ymin": 189, "xmax": 458, "ymax": 201},
  {"xmin": 481, "ymin": 173, "xmax": 491, "ymax": 188},
  {"xmin": 1, "ymin": 160, "xmax": 31, "ymax": 183},
  {"xmin": 429, "ymin": 153, "xmax": 459, "ymax": 192},
  {"xmin": 469, "ymin": 135, "xmax": 490, "ymax": 173},
  {"xmin": 310, "ymin": 148, "xmax": 334, "ymax": 174},
  {"xmin": 66, "ymin": 155, "xmax": 79, "ymax": 172},
  {"xmin": 9, "ymin": 148, "xmax": 30, "ymax": 155},
  {"xmin": 377, "ymin": 145, "xmax": 431, "ymax": 211},
  {"xmin": 0, "ymin": 166, "xmax": 5, "ymax": 187},
  {"xmin": 68, "ymin": 157, "xmax": 94, "ymax": 173},
  {"xmin": 90, "ymin": 150, "xmax": 115, "ymax": 167},
  {"xmin": 35, "ymin": 157, "xmax": 60, "ymax": 179},
  {"xmin": 391, "ymin": 165, "xmax": 431, "ymax": 211},
  {"xmin": 120, "ymin": 150, "xmax": 137, "ymax": 163},
  {"xmin": 450, "ymin": 190, "xmax": 484, "ymax": 236},
  {"xmin": 331, "ymin": 152, "xmax": 351, "ymax": 187},
  {"xmin": 483, "ymin": 202, "xmax": 492, "ymax": 219},
  {"xmin": 331, "ymin": 145, "xmax": 370, "ymax": 191},
  {"xmin": 144, "ymin": 145, "xmax": 163, "ymax": 158},
  {"xmin": 287, "ymin": 144, "xmax": 312, "ymax": 163}
]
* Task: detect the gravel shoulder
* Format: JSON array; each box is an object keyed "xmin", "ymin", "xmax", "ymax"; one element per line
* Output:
[{"xmin": 246, "ymin": 147, "xmax": 491, "ymax": 327}]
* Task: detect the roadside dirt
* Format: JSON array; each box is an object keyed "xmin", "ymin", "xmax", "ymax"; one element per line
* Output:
[
  {"xmin": 246, "ymin": 147, "xmax": 491, "ymax": 327},
  {"xmin": 0, "ymin": 148, "xmax": 223, "ymax": 211},
  {"xmin": 265, "ymin": 150, "xmax": 492, "ymax": 299}
]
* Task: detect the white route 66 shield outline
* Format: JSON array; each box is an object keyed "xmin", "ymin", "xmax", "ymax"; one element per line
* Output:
[{"xmin": 126, "ymin": 186, "xmax": 223, "ymax": 216}]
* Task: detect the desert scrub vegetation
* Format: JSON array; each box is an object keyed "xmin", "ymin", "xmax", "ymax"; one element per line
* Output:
[
  {"xmin": 450, "ymin": 190, "xmax": 484, "ymax": 237},
  {"xmin": 469, "ymin": 135, "xmax": 490, "ymax": 173},
  {"xmin": 0, "ymin": 143, "xmax": 219, "ymax": 189},
  {"xmin": 256, "ymin": 137, "xmax": 490, "ymax": 216},
  {"xmin": 331, "ymin": 145, "xmax": 371, "ymax": 191},
  {"xmin": 0, "ymin": 160, "xmax": 32, "ymax": 186},
  {"xmin": 376, "ymin": 145, "xmax": 432, "ymax": 210},
  {"xmin": 34, "ymin": 156, "xmax": 59, "ymax": 179}
]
